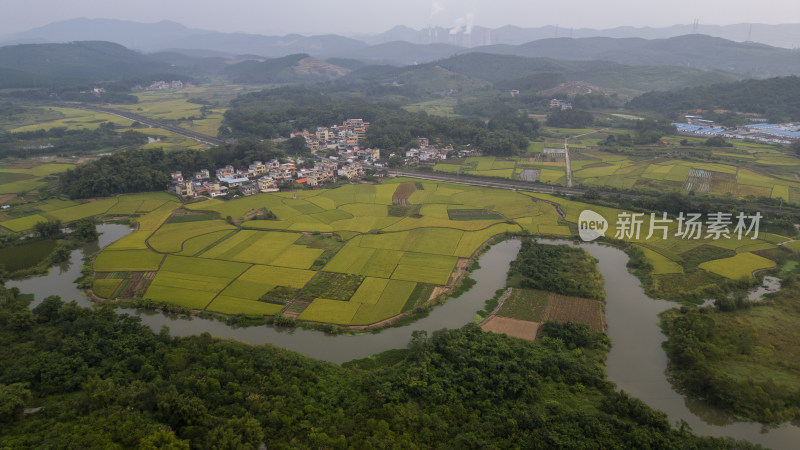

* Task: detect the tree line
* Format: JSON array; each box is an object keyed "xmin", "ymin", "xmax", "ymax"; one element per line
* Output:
[
  {"xmin": 627, "ymin": 76, "xmax": 800, "ymax": 122},
  {"xmin": 224, "ymin": 93, "xmax": 538, "ymax": 157},
  {"xmin": 0, "ymin": 122, "xmax": 147, "ymax": 158},
  {"xmin": 58, "ymin": 140, "xmax": 283, "ymax": 198},
  {"xmin": 508, "ymin": 239, "xmax": 606, "ymax": 300},
  {"xmin": 0, "ymin": 286, "xmax": 753, "ymax": 448}
]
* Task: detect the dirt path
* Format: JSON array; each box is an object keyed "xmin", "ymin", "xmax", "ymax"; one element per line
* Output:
[
  {"xmin": 563, "ymin": 128, "xmax": 608, "ymax": 188},
  {"xmin": 479, "ymin": 287, "xmax": 512, "ymax": 326}
]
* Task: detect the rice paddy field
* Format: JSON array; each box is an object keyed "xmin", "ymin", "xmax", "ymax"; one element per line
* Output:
[
  {"xmin": 432, "ymin": 127, "xmax": 800, "ymax": 205},
  {"xmin": 0, "ymin": 162, "xmax": 76, "ymax": 196},
  {"xmin": 9, "ymin": 104, "xmax": 207, "ymax": 152},
  {"xmin": 0, "ymin": 191, "xmax": 179, "ymax": 233},
  {"xmin": 81, "ymin": 176, "xmax": 791, "ymax": 326}
]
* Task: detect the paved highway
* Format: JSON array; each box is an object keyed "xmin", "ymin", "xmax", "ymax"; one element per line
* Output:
[
  {"xmin": 390, "ymin": 169, "xmax": 591, "ymax": 195},
  {"xmin": 72, "ymin": 104, "xmax": 227, "ymax": 147}
]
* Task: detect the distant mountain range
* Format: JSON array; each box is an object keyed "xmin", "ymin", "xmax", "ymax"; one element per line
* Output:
[
  {"xmin": 358, "ymin": 23, "xmax": 800, "ymax": 49},
  {"xmin": 1, "ymin": 18, "xmax": 797, "ymax": 80},
  {"xmin": 2, "ymin": 18, "xmax": 798, "ymax": 56}
]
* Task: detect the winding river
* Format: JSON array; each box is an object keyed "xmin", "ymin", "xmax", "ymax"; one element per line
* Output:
[{"xmin": 8, "ymin": 224, "xmax": 800, "ymax": 449}]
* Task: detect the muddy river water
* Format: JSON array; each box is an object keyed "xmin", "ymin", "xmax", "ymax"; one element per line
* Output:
[{"xmin": 8, "ymin": 225, "xmax": 799, "ymax": 448}]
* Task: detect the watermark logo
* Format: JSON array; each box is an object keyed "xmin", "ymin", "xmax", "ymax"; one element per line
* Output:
[
  {"xmin": 579, "ymin": 209, "xmax": 608, "ymax": 242},
  {"xmin": 578, "ymin": 210, "xmax": 762, "ymax": 242}
]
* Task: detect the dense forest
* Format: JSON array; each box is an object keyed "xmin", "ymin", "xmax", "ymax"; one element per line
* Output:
[
  {"xmin": 223, "ymin": 92, "xmax": 537, "ymax": 156},
  {"xmin": 627, "ymin": 76, "xmax": 800, "ymax": 122},
  {"xmin": 0, "ymin": 286, "xmax": 753, "ymax": 448},
  {"xmin": 58, "ymin": 140, "xmax": 282, "ymax": 198},
  {"xmin": 545, "ymin": 109, "xmax": 595, "ymax": 128},
  {"xmin": 508, "ymin": 239, "xmax": 606, "ymax": 300}
]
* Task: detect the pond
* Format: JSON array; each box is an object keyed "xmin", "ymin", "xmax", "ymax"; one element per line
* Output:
[{"xmin": 8, "ymin": 226, "xmax": 799, "ymax": 449}]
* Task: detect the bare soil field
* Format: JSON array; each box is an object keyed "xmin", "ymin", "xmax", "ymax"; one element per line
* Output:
[
  {"xmin": 542, "ymin": 294, "xmax": 605, "ymax": 332},
  {"xmin": 481, "ymin": 316, "xmax": 540, "ymax": 341},
  {"xmin": 392, "ymin": 182, "xmax": 416, "ymax": 206}
]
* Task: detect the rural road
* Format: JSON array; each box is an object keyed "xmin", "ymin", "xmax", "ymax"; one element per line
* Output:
[
  {"xmin": 563, "ymin": 128, "xmax": 608, "ymax": 188},
  {"xmin": 390, "ymin": 169, "xmax": 592, "ymax": 196},
  {"xmin": 71, "ymin": 103, "xmax": 227, "ymax": 147}
]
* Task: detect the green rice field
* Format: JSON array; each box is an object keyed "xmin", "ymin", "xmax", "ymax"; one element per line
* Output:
[{"xmin": 80, "ymin": 177, "xmax": 789, "ymax": 325}]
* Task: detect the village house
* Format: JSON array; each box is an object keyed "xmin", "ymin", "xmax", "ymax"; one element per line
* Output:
[
  {"xmin": 171, "ymin": 180, "xmax": 193, "ymax": 197},
  {"xmin": 338, "ymin": 162, "xmax": 364, "ymax": 179},
  {"xmin": 194, "ymin": 169, "xmax": 210, "ymax": 180},
  {"xmin": 206, "ymin": 182, "xmax": 228, "ymax": 198},
  {"xmin": 219, "ymin": 175, "xmax": 250, "ymax": 188},
  {"xmin": 215, "ymin": 165, "xmax": 235, "ymax": 179},
  {"xmin": 239, "ymin": 182, "xmax": 259, "ymax": 196},
  {"xmin": 258, "ymin": 177, "xmax": 279, "ymax": 192},
  {"xmin": 249, "ymin": 161, "xmax": 267, "ymax": 176},
  {"xmin": 549, "ymin": 98, "xmax": 573, "ymax": 110},
  {"xmin": 170, "ymin": 171, "xmax": 184, "ymax": 183},
  {"xmin": 358, "ymin": 147, "xmax": 381, "ymax": 161}
]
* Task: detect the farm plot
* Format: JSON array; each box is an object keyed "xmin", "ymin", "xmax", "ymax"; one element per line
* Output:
[
  {"xmin": 297, "ymin": 298, "xmax": 362, "ymax": 324},
  {"xmin": 106, "ymin": 199, "xmax": 144, "ymax": 215},
  {"xmin": 542, "ymin": 294, "xmax": 604, "ymax": 332},
  {"xmin": 201, "ymin": 230, "xmax": 300, "ymax": 265},
  {"xmin": 684, "ymin": 168, "xmax": 737, "ymax": 194},
  {"xmin": 323, "ymin": 240, "xmax": 379, "ymax": 273},
  {"xmin": 392, "ymin": 182, "xmax": 417, "ymax": 206},
  {"xmin": 640, "ymin": 248, "xmax": 683, "ymax": 274},
  {"xmin": 0, "ymin": 240, "xmax": 56, "ymax": 271},
  {"xmin": 94, "ymin": 271, "xmax": 154, "ymax": 299},
  {"xmin": 497, "ymin": 288, "xmax": 548, "ymax": 322},
  {"xmin": 433, "ymin": 163, "xmax": 462, "ymax": 174},
  {"xmin": 350, "ymin": 279, "xmax": 416, "ymax": 325},
  {"xmin": 105, "ymin": 202, "xmax": 180, "ymax": 250},
  {"xmin": 698, "ymin": 253, "xmax": 776, "ymax": 279},
  {"xmin": 448, "ymin": 209, "xmax": 504, "ymax": 221},
  {"xmin": 147, "ymin": 220, "xmax": 235, "ymax": 253},
  {"xmin": 519, "ymin": 169, "xmax": 540, "ymax": 181},
  {"xmin": 298, "ymin": 272, "xmax": 364, "ymax": 301},
  {"xmin": 0, "ymin": 214, "xmax": 49, "ymax": 232},
  {"xmin": 93, "ymin": 279, "xmax": 123, "ymax": 298},
  {"xmin": 361, "ymin": 228, "xmax": 464, "ymax": 256},
  {"xmin": 144, "ymin": 255, "xmax": 250, "ymax": 309},
  {"xmin": 391, "ymin": 252, "xmax": 457, "ymax": 285},
  {"xmin": 453, "ymin": 223, "xmax": 521, "ymax": 257},
  {"xmin": 481, "ymin": 316, "xmax": 539, "ymax": 341},
  {"xmin": 176, "ymin": 230, "xmax": 234, "ymax": 256},
  {"xmin": 348, "ymin": 277, "xmax": 390, "ymax": 305},
  {"xmin": 206, "ymin": 296, "xmax": 284, "ymax": 316},
  {"xmin": 47, "ymin": 198, "xmax": 119, "ymax": 223},
  {"xmin": 238, "ymin": 264, "xmax": 315, "ymax": 289},
  {"xmin": 772, "ymin": 185, "xmax": 790, "ymax": 201},
  {"xmin": 93, "ymin": 249, "xmax": 164, "ymax": 272}
]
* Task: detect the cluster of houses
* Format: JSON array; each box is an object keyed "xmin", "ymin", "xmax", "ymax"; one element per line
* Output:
[
  {"xmin": 403, "ymin": 137, "xmax": 480, "ymax": 165},
  {"xmin": 135, "ymin": 80, "xmax": 195, "ymax": 91},
  {"xmin": 404, "ymin": 137, "xmax": 453, "ymax": 163},
  {"xmin": 296, "ymin": 119, "xmax": 377, "ymax": 159},
  {"xmin": 169, "ymin": 158, "xmax": 367, "ymax": 199},
  {"xmin": 549, "ymin": 99, "xmax": 573, "ymax": 110}
]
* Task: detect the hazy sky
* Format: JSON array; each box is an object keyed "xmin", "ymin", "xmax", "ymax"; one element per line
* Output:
[{"xmin": 3, "ymin": 0, "xmax": 799, "ymax": 36}]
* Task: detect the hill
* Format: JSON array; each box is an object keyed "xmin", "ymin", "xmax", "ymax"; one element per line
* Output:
[
  {"xmin": 334, "ymin": 41, "xmax": 463, "ymax": 66},
  {"xmin": 475, "ymin": 35, "xmax": 800, "ymax": 78},
  {"xmin": 1, "ymin": 18, "xmax": 368, "ymax": 57},
  {"xmin": 225, "ymin": 54, "xmax": 350, "ymax": 84},
  {"xmin": 0, "ymin": 41, "xmax": 179, "ymax": 86},
  {"xmin": 628, "ymin": 76, "xmax": 800, "ymax": 121}
]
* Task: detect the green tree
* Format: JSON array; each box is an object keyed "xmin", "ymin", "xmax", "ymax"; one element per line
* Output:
[
  {"xmin": 0, "ymin": 383, "xmax": 32, "ymax": 422},
  {"xmin": 33, "ymin": 219, "xmax": 62, "ymax": 239}
]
